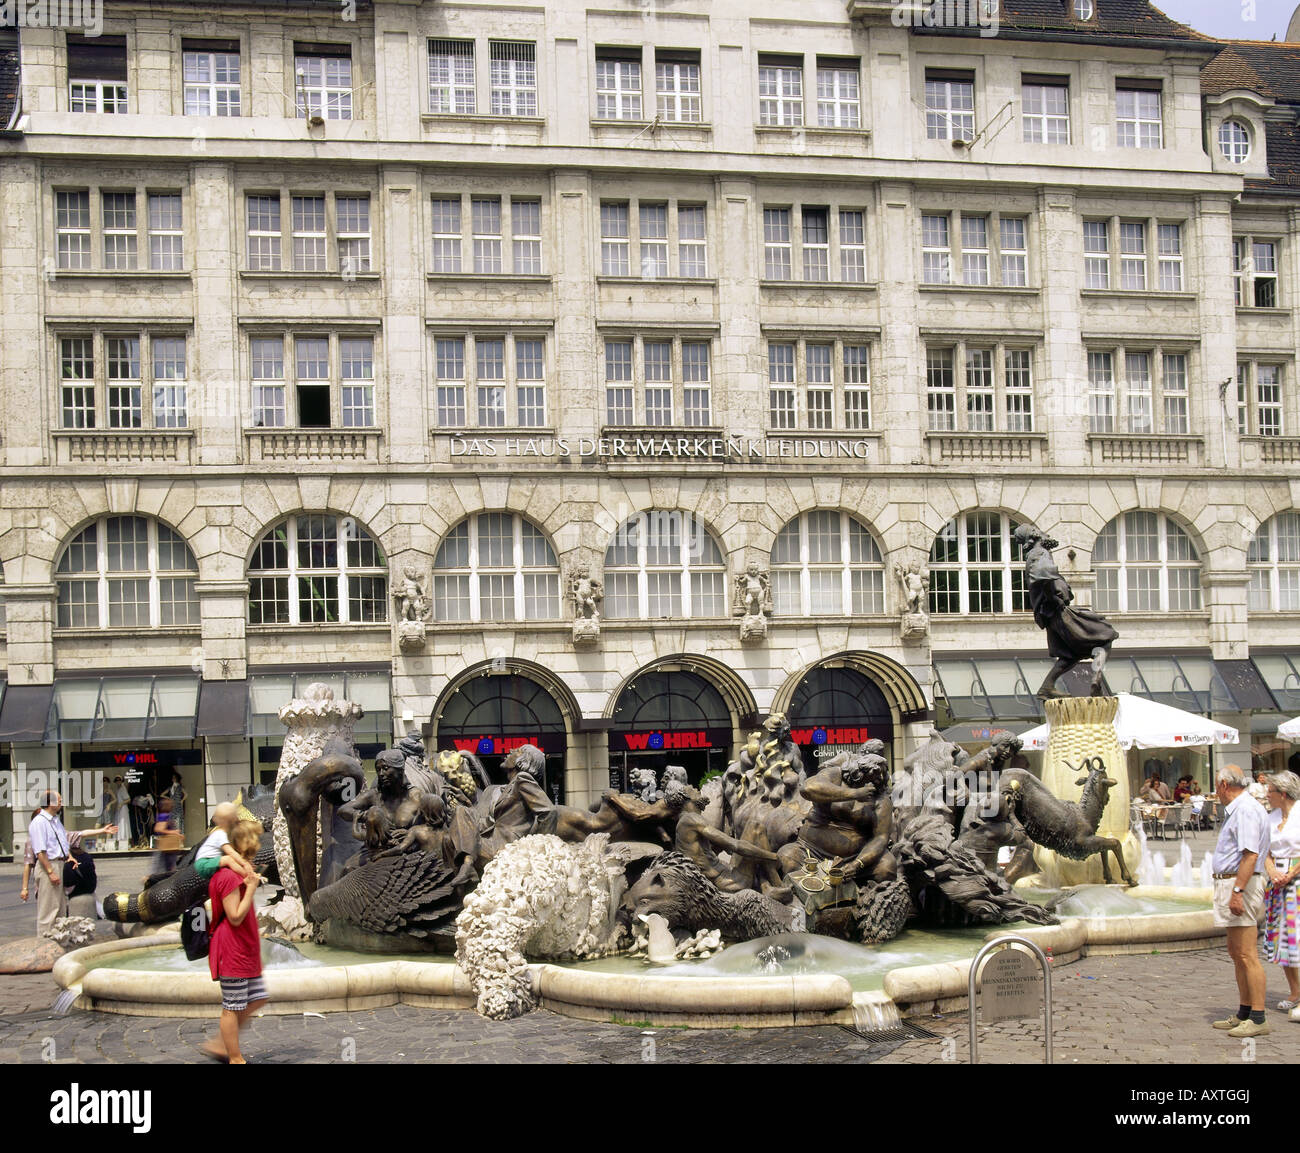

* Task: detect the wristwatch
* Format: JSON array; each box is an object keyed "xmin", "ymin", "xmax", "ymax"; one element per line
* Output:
[{"xmin": 1233, "ymin": 885, "xmax": 1244, "ymax": 893}]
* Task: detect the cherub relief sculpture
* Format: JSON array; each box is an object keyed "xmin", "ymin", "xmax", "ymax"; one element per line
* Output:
[
  {"xmin": 733, "ymin": 561, "xmax": 773, "ymax": 641},
  {"xmin": 568, "ymin": 563, "xmax": 604, "ymax": 645},
  {"xmin": 892, "ymin": 559, "xmax": 930, "ymax": 640}
]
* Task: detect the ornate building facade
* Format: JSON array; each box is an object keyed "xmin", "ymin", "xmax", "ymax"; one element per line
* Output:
[{"xmin": 0, "ymin": 0, "xmax": 1296, "ymax": 847}]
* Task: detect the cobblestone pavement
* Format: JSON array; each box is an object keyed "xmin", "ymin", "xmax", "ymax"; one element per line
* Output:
[{"xmin": 2, "ymin": 857, "xmax": 1297, "ymax": 1066}]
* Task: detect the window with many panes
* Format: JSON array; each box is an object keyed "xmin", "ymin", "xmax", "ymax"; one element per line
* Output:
[
  {"xmin": 433, "ymin": 333, "xmax": 548, "ymax": 429},
  {"xmin": 490, "ymin": 40, "xmax": 537, "ymax": 116},
  {"xmin": 929, "ymin": 512, "xmax": 1027, "ymax": 614},
  {"xmin": 1093, "ymin": 512, "xmax": 1201, "ymax": 613},
  {"xmin": 294, "ymin": 44, "xmax": 353, "ymax": 120},
  {"xmin": 430, "ymin": 192, "xmax": 542, "ymax": 276},
  {"xmin": 183, "ymin": 40, "xmax": 241, "ymax": 116},
  {"xmin": 603, "ymin": 336, "xmax": 712, "ymax": 428},
  {"xmin": 596, "ymin": 46, "xmax": 643, "ymax": 121},
  {"xmin": 599, "ymin": 200, "xmax": 707, "ymax": 279},
  {"xmin": 248, "ymin": 333, "xmax": 375, "ymax": 428},
  {"xmin": 1236, "ymin": 361, "xmax": 1286, "ymax": 437},
  {"xmin": 1116, "ymin": 82, "xmax": 1162, "ymax": 149},
  {"xmin": 428, "ymin": 39, "xmax": 476, "ymax": 114},
  {"xmin": 925, "ymin": 69, "xmax": 974, "ymax": 141},
  {"xmin": 55, "ymin": 188, "xmax": 185, "ymax": 272},
  {"xmin": 758, "ymin": 54, "xmax": 803, "ymax": 127},
  {"xmin": 604, "ymin": 511, "xmax": 727, "ymax": 618},
  {"xmin": 767, "ymin": 338, "xmax": 872, "ymax": 431},
  {"xmin": 1086, "ymin": 347, "xmax": 1192, "ymax": 436},
  {"xmin": 57, "ymin": 333, "xmax": 189, "ymax": 431},
  {"xmin": 655, "ymin": 49, "xmax": 701, "ymax": 123},
  {"xmin": 248, "ymin": 514, "xmax": 387, "ymax": 625},
  {"xmin": 925, "ymin": 343, "xmax": 1035, "ymax": 433},
  {"xmin": 1082, "ymin": 216, "xmax": 1186, "ymax": 291},
  {"xmin": 432, "ymin": 514, "xmax": 561, "ymax": 622},
  {"xmin": 816, "ymin": 57, "xmax": 860, "ymax": 128},
  {"xmin": 1249, "ymin": 513, "xmax": 1300, "ymax": 612},
  {"xmin": 1218, "ymin": 120, "xmax": 1251, "ymax": 164},
  {"xmin": 1022, "ymin": 75, "xmax": 1069, "ymax": 144},
  {"xmin": 770, "ymin": 511, "xmax": 884, "ymax": 616},
  {"xmin": 1233, "ymin": 237, "xmax": 1279, "ymax": 307},
  {"xmin": 920, "ymin": 211, "xmax": 1029, "ymax": 287},
  {"xmin": 762, "ymin": 204, "xmax": 867, "ymax": 283},
  {"xmin": 56, "ymin": 517, "xmax": 199, "ymax": 629},
  {"xmin": 244, "ymin": 191, "xmax": 371, "ymax": 273},
  {"xmin": 68, "ymin": 36, "xmax": 127, "ymax": 113}
]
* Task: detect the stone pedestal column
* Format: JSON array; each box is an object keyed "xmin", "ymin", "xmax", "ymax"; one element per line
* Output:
[{"xmin": 1034, "ymin": 696, "xmax": 1137, "ymax": 885}]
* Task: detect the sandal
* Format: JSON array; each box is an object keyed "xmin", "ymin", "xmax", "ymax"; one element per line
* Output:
[{"xmin": 1278, "ymin": 999, "xmax": 1298, "ymax": 1012}]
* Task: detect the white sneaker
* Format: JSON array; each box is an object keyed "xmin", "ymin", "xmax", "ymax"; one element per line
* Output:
[{"xmin": 1290, "ymin": 1005, "xmax": 1300, "ymax": 1022}]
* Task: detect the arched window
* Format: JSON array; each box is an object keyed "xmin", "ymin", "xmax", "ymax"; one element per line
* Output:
[
  {"xmin": 56, "ymin": 516, "xmax": 199, "ymax": 628},
  {"xmin": 432, "ymin": 513, "xmax": 561, "ymax": 621},
  {"xmin": 604, "ymin": 511, "xmax": 726, "ymax": 618},
  {"xmin": 928, "ymin": 511, "xmax": 1026, "ymax": 614},
  {"xmin": 1093, "ymin": 511, "xmax": 1201, "ymax": 612},
  {"xmin": 1218, "ymin": 120, "xmax": 1250, "ymax": 165},
  {"xmin": 1248, "ymin": 512, "xmax": 1300, "ymax": 612},
  {"xmin": 248, "ymin": 514, "xmax": 387, "ymax": 625},
  {"xmin": 771, "ymin": 511, "xmax": 885, "ymax": 615}
]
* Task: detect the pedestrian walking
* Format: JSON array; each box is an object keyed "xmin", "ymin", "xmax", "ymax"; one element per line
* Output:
[
  {"xmin": 150, "ymin": 797, "xmax": 182, "ymax": 876},
  {"xmin": 1263, "ymin": 771, "xmax": 1300, "ymax": 1013},
  {"xmin": 1210, "ymin": 763, "xmax": 1272, "ymax": 1038}
]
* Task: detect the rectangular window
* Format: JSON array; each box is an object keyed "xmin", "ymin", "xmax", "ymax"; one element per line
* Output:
[
  {"xmin": 1118, "ymin": 221, "xmax": 1147, "ymax": 290},
  {"xmin": 1117, "ymin": 84, "xmax": 1162, "ymax": 149},
  {"xmin": 429, "ymin": 38, "xmax": 475, "ymax": 114},
  {"xmin": 921, "ymin": 213, "xmax": 951, "ymax": 284},
  {"xmin": 965, "ymin": 348, "xmax": 994, "ymax": 431},
  {"xmin": 682, "ymin": 341, "xmax": 711, "ymax": 426},
  {"xmin": 764, "ymin": 208, "xmax": 792, "ymax": 280},
  {"xmin": 68, "ymin": 36, "xmax": 127, "ymax": 113},
  {"xmin": 960, "ymin": 214, "xmax": 989, "ymax": 286},
  {"xmin": 1157, "ymin": 223, "xmax": 1183, "ymax": 291},
  {"xmin": 1125, "ymin": 351, "xmax": 1152, "ymax": 433},
  {"xmin": 839, "ymin": 210, "xmax": 865, "ymax": 282},
  {"xmin": 476, "ymin": 338, "xmax": 506, "ymax": 427},
  {"xmin": 1087, "ymin": 351, "xmax": 1115, "ymax": 433},
  {"xmin": 816, "ymin": 58, "xmax": 860, "ymax": 128},
  {"xmin": 925, "ymin": 71, "xmax": 974, "ymax": 141},
  {"xmin": 1005, "ymin": 349, "xmax": 1033, "ymax": 431},
  {"xmin": 605, "ymin": 339, "xmax": 634, "ymax": 425},
  {"xmin": 1022, "ymin": 78, "xmax": 1069, "ymax": 144},
  {"xmin": 56, "ymin": 190, "xmax": 92, "ymax": 270},
  {"xmin": 1000, "ymin": 217, "xmax": 1027, "ymax": 286},
  {"xmin": 435, "ymin": 337, "xmax": 467, "ymax": 426},
  {"xmin": 596, "ymin": 48, "xmax": 643, "ymax": 121},
  {"xmin": 656, "ymin": 50, "xmax": 701, "ymax": 123},
  {"xmin": 1252, "ymin": 240, "xmax": 1278, "ymax": 307},
  {"xmin": 806, "ymin": 344, "xmax": 833, "ymax": 429},
  {"xmin": 472, "ymin": 196, "xmax": 503, "ymax": 274},
  {"xmin": 511, "ymin": 199, "xmax": 542, "ymax": 274},
  {"xmin": 336, "ymin": 195, "xmax": 371, "ymax": 275},
  {"xmin": 600, "ymin": 202, "xmax": 630, "ymax": 276},
  {"xmin": 251, "ymin": 336, "xmax": 285, "ymax": 427},
  {"xmin": 291, "ymin": 195, "xmax": 328, "ymax": 272},
  {"xmin": 431, "ymin": 197, "xmax": 462, "ymax": 273},
  {"xmin": 678, "ymin": 204, "xmax": 707, "ymax": 277},
  {"xmin": 152, "ymin": 336, "xmax": 188, "ymax": 428},
  {"xmin": 1258, "ymin": 365, "xmax": 1282, "ymax": 436},
  {"xmin": 106, "ymin": 336, "xmax": 142, "ymax": 428},
  {"xmin": 101, "ymin": 192, "xmax": 138, "ymax": 270},
  {"xmin": 639, "ymin": 203, "xmax": 669, "ymax": 278},
  {"xmin": 295, "ymin": 46, "xmax": 353, "ymax": 121},
  {"xmin": 844, "ymin": 345, "xmax": 870, "ymax": 429},
  {"xmin": 489, "ymin": 41, "xmax": 537, "ymax": 117},
  {"xmin": 758, "ymin": 54, "xmax": 803, "ymax": 127},
  {"xmin": 183, "ymin": 44, "xmax": 240, "ymax": 116},
  {"xmin": 1162, "ymin": 352, "xmax": 1188, "ymax": 434},
  {"xmin": 927, "ymin": 347, "xmax": 956, "ymax": 431},
  {"xmin": 801, "ymin": 207, "xmax": 829, "ymax": 282},
  {"xmin": 768, "ymin": 342, "xmax": 796, "ymax": 429},
  {"xmin": 246, "ymin": 195, "xmax": 282, "ymax": 270},
  {"xmin": 148, "ymin": 193, "xmax": 184, "ymax": 271},
  {"xmin": 1083, "ymin": 219, "xmax": 1110, "ymax": 289},
  {"xmin": 294, "ymin": 336, "xmax": 330, "ymax": 427},
  {"xmin": 644, "ymin": 340, "xmax": 673, "ymax": 426},
  {"xmin": 516, "ymin": 338, "xmax": 546, "ymax": 427},
  {"xmin": 60, "ymin": 337, "xmax": 95, "ymax": 428},
  {"xmin": 340, "ymin": 337, "xmax": 374, "ymax": 426}
]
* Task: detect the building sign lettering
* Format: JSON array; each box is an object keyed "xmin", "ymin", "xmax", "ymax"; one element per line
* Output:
[{"xmin": 449, "ymin": 436, "xmax": 871, "ymax": 462}]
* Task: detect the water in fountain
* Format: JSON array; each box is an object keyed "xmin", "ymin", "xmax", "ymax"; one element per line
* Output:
[
  {"xmin": 1052, "ymin": 884, "xmax": 1174, "ymax": 918},
  {"xmin": 1138, "ymin": 850, "xmax": 1166, "ymax": 887},
  {"xmin": 754, "ymin": 943, "xmax": 793, "ymax": 974},
  {"xmin": 1200, "ymin": 852, "xmax": 1214, "ymax": 888},
  {"xmin": 852, "ymin": 997, "xmax": 903, "ymax": 1033},
  {"xmin": 1169, "ymin": 841, "xmax": 1195, "ymax": 888},
  {"xmin": 50, "ymin": 989, "xmax": 79, "ymax": 1016},
  {"xmin": 651, "ymin": 932, "xmax": 923, "ymax": 986},
  {"xmin": 92, "ymin": 936, "xmax": 322, "ymax": 973}
]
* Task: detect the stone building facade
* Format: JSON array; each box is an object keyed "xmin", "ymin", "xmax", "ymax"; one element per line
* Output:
[{"xmin": 0, "ymin": 0, "xmax": 1297, "ymax": 846}]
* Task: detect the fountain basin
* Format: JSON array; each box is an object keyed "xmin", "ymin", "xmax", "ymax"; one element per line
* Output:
[{"xmin": 53, "ymin": 884, "xmax": 1217, "ymax": 1028}]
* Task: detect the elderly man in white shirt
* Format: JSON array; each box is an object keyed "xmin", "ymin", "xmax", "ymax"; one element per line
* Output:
[
  {"xmin": 27, "ymin": 791, "xmax": 71, "ymax": 938},
  {"xmin": 1210, "ymin": 763, "xmax": 1273, "ymax": 1038}
]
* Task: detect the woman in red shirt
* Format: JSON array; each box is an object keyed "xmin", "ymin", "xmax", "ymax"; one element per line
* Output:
[{"xmin": 201, "ymin": 820, "xmax": 267, "ymax": 1064}]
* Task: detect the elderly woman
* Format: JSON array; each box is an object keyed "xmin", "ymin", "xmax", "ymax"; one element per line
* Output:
[{"xmin": 1263, "ymin": 770, "xmax": 1300, "ymax": 1012}]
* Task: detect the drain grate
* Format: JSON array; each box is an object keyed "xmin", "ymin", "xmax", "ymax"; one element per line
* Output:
[{"xmin": 839, "ymin": 1019, "xmax": 940, "ymax": 1044}]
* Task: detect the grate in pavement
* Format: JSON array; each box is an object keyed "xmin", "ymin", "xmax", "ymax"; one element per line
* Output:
[{"xmin": 839, "ymin": 1019, "xmax": 940, "ymax": 1044}]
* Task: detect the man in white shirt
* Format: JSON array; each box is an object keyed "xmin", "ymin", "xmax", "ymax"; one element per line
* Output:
[{"xmin": 28, "ymin": 791, "xmax": 70, "ymax": 938}]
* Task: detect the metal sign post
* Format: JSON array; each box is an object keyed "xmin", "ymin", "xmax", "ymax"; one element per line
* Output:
[{"xmin": 968, "ymin": 934, "xmax": 1053, "ymax": 1064}]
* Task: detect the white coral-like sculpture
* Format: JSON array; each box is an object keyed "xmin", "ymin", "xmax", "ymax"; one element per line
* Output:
[
  {"xmin": 454, "ymin": 833, "xmax": 624, "ymax": 1020},
  {"xmin": 47, "ymin": 916, "xmax": 97, "ymax": 948}
]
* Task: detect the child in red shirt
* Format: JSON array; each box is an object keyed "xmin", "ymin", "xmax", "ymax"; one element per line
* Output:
[{"xmin": 201, "ymin": 820, "xmax": 267, "ymax": 1064}]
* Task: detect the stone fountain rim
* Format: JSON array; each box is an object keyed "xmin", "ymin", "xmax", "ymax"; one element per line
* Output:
[{"xmin": 52, "ymin": 885, "xmax": 1219, "ymax": 1027}]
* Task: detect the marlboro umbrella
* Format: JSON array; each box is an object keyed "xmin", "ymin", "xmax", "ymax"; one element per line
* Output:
[{"xmin": 1017, "ymin": 693, "xmax": 1239, "ymax": 752}]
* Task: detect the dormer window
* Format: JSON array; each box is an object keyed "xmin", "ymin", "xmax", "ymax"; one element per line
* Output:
[
  {"xmin": 1218, "ymin": 119, "xmax": 1251, "ymax": 164},
  {"xmin": 1073, "ymin": 0, "xmax": 1095, "ymax": 20}
]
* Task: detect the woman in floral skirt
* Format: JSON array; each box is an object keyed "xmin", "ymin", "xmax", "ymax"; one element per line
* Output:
[{"xmin": 1263, "ymin": 771, "xmax": 1300, "ymax": 1013}]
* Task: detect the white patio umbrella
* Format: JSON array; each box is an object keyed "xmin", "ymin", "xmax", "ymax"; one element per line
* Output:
[
  {"xmin": 1278, "ymin": 716, "xmax": 1300, "ymax": 742},
  {"xmin": 1017, "ymin": 692, "xmax": 1239, "ymax": 752}
]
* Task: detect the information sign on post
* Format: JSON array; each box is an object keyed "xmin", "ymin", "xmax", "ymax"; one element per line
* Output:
[{"xmin": 979, "ymin": 946, "xmax": 1042, "ymax": 1022}]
